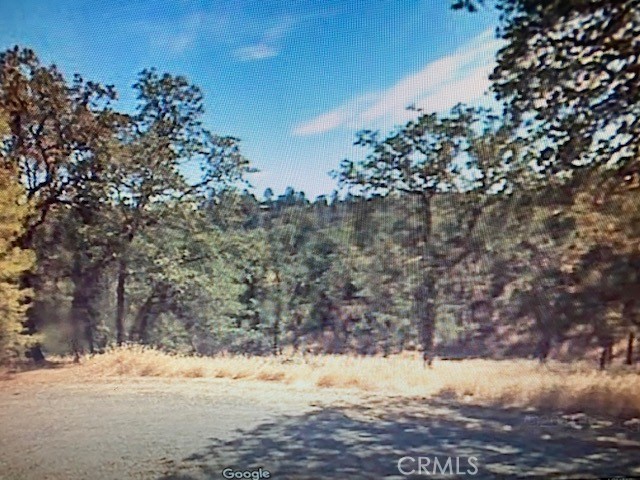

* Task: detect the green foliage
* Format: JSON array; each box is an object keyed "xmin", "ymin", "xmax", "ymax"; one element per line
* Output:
[
  {"xmin": 335, "ymin": 105, "xmax": 514, "ymax": 358},
  {"xmin": 454, "ymin": 0, "xmax": 639, "ymax": 183},
  {"xmin": 446, "ymin": 0, "xmax": 640, "ymax": 363},
  {"xmin": 1, "ymin": 36, "xmax": 637, "ymax": 366},
  {"xmin": 0, "ymin": 109, "xmax": 36, "ymax": 363}
]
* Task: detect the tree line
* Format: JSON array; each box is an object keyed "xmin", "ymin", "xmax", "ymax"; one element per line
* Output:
[{"xmin": 0, "ymin": 0, "xmax": 638, "ymax": 368}]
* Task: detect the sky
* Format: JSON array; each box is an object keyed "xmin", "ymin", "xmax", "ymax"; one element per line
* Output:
[{"xmin": 0, "ymin": 0, "xmax": 502, "ymax": 200}]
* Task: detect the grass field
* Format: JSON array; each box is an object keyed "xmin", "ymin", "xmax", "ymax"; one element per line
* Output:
[{"xmin": 28, "ymin": 346, "xmax": 639, "ymax": 419}]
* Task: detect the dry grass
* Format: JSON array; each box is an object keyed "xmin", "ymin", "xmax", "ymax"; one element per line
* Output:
[{"xmin": 62, "ymin": 345, "xmax": 640, "ymax": 419}]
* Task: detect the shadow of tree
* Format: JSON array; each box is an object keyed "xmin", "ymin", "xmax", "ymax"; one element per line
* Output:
[{"xmin": 157, "ymin": 396, "xmax": 640, "ymax": 480}]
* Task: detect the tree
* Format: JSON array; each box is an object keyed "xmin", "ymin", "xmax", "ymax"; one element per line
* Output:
[
  {"xmin": 54, "ymin": 69, "xmax": 249, "ymax": 350},
  {"xmin": 0, "ymin": 47, "xmax": 120, "ymax": 359},
  {"xmin": 348, "ymin": 198, "xmax": 418, "ymax": 355},
  {"xmin": 453, "ymin": 0, "xmax": 639, "ymax": 187},
  {"xmin": 452, "ymin": 1, "xmax": 640, "ymax": 365},
  {"xmin": 493, "ymin": 206, "xmax": 576, "ymax": 361},
  {"xmin": 0, "ymin": 47, "xmax": 119, "ymax": 246},
  {"xmin": 95, "ymin": 68, "xmax": 252, "ymax": 346},
  {"xmin": 0, "ymin": 110, "xmax": 36, "ymax": 364},
  {"xmin": 567, "ymin": 184, "xmax": 640, "ymax": 366},
  {"xmin": 1, "ymin": 50, "xmax": 253, "ymax": 354},
  {"xmin": 337, "ymin": 105, "xmax": 514, "ymax": 363},
  {"xmin": 127, "ymin": 211, "xmax": 246, "ymax": 354}
]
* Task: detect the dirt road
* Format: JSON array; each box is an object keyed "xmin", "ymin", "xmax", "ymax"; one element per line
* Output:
[{"xmin": 1, "ymin": 372, "xmax": 638, "ymax": 479}]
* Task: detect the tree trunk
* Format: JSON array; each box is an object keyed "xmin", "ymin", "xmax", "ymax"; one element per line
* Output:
[
  {"xmin": 23, "ymin": 317, "xmax": 45, "ymax": 363},
  {"xmin": 130, "ymin": 283, "xmax": 167, "ymax": 344},
  {"xmin": 622, "ymin": 300, "xmax": 636, "ymax": 365},
  {"xmin": 599, "ymin": 347, "xmax": 607, "ymax": 370},
  {"xmin": 115, "ymin": 259, "xmax": 127, "ymax": 346},
  {"xmin": 537, "ymin": 334, "xmax": 552, "ymax": 363},
  {"xmin": 273, "ymin": 295, "xmax": 281, "ymax": 355},
  {"xmin": 599, "ymin": 338, "xmax": 614, "ymax": 370},
  {"xmin": 27, "ymin": 344, "xmax": 46, "ymax": 363},
  {"xmin": 70, "ymin": 293, "xmax": 83, "ymax": 358},
  {"xmin": 417, "ymin": 193, "xmax": 436, "ymax": 367},
  {"xmin": 20, "ymin": 270, "xmax": 45, "ymax": 363},
  {"xmin": 292, "ymin": 311, "xmax": 302, "ymax": 353},
  {"xmin": 272, "ymin": 315, "xmax": 280, "ymax": 356},
  {"xmin": 131, "ymin": 295, "xmax": 154, "ymax": 344},
  {"xmin": 70, "ymin": 256, "xmax": 102, "ymax": 355},
  {"xmin": 626, "ymin": 331, "xmax": 635, "ymax": 366},
  {"xmin": 70, "ymin": 284, "xmax": 96, "ymax": 354},
  {"xmin": 416, "ymin": 272, "xmax": 437, "ymax": 367}
]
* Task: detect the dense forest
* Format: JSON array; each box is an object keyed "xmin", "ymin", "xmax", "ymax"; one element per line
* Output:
[{"xmin": 0, "ymin": 0, "xmax": 638, "ymax": 369}]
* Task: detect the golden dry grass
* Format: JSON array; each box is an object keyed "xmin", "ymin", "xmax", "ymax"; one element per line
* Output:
[{"xmin": 61, "ymin": 345, "xmax": 640, "ymax": 419}]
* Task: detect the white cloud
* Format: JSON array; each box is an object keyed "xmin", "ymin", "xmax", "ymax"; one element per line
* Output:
[
  {"xmin": 163, "ymin": 33, "xmax": 197, "ymax": 53},
  {"xmin": 292, "ymin": 29, "xmax": 504, "ymax": 136},
  {"xmin": 141, "ymin": 11, "xmax": 205, "ymax": 54},
  {"xmin": 292, "ymin": 111, "xmax": 345, "ymax": 136},
  {"xmin": 137, "ymin": 6, "xmax": 325, "ymax": 61},
  {"xmin": 292, "ymin": 92, "xmax": 381, "ymax": 136},
  {"xmin": 233, "ymin": 15, "xmax": 297, "ymax": 62},
  {"xmin": 234, "ymin": 44, "xmax": 279, "ymax": 61},
  {"xmin": 397, "ymin": 63, "xmax": 495, "ymax": 124}
]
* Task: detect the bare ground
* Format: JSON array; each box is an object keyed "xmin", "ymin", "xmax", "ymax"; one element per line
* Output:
[{"xmin": 0, "ymin": 369, "xmax": 639, "ymax": 480}]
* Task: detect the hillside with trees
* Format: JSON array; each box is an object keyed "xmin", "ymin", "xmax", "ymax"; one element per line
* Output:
[{"xmin": 0, "ymin": 0, "xmax": 638, "ymax": 370}]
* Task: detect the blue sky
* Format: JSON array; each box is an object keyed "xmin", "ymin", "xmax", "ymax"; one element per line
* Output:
[{"xmin": 0, "ymin": 0, "xmax": 501, "ymax": 199}]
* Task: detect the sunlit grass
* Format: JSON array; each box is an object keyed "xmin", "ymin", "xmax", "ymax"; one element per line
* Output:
[{"xmin": 59, "ymin": 345, "xmax": 640, "ymax": 419}]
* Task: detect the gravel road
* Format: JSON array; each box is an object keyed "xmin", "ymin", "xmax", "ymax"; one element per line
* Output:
[{"xmin": 1, "ymin": 373, "xmax": 639, "ymax": 480}]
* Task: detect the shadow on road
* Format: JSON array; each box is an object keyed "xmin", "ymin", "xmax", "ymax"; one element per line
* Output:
[{"xmin": 157, "ymin": 396, "xmax": 640, "ymax": 480}]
